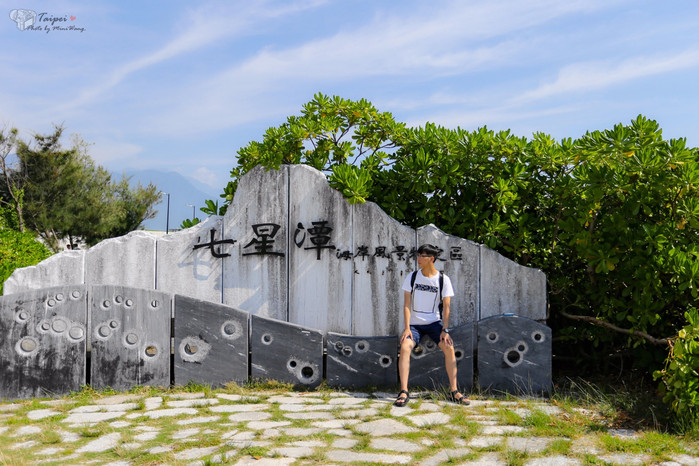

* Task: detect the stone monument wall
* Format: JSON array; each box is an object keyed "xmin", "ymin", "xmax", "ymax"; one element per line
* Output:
[{"xmin": 3, "ymin": 164, "xmax": 547, "ymax": 335}]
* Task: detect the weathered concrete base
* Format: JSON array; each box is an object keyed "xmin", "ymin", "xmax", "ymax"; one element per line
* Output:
[
  {"xmin": 0, "ymin": 286, "xmax": 88, "ymax": 399},
  {"xmin": 326, "ymin": 334, "xmax": 398, "ymax": 388},
  {"xmin": 477, "ymin": 315, "xmax": 552, "ymax": 394},
  {"xmin": 250, "ymin": 315, "xmax": 324, "ymax": 388},
  {"xmin": 90, "ymin": 286, "xmax": 171, "ymax": 391},
  {"xmin": 174, "ymin": 295, "xmax": 248, "ymax": 387}
]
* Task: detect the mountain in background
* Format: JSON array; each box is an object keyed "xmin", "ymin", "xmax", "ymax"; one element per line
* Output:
[{"xmin": 119, "ymin": 169, "xmax": 222, "ymax": 232}]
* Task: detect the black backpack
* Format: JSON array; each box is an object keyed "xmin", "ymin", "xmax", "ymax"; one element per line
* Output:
[{"xmin": 410, "ymin": 270, "xmax": 444, "ymax": 319}]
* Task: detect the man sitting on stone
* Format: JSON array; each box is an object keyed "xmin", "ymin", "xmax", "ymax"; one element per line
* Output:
[{"xmin": 394, "ymin": 244, "xmax": 470, "ymax": 407}]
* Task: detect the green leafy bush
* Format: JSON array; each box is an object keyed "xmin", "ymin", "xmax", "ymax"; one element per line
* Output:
[
  {"xmin": 654, "ymin": 308, "xmax": 699, "ymax": 432},
  {"xmin": 206, "ymin": 94, "xmax": 698, "ymax": 424},
  {"xmin": 0, "ymin": 228, "xmax": 52, "ymax": 294}
]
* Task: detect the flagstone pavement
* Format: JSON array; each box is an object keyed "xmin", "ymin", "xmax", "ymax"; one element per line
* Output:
[{"xmin": 1, "ymin": 389, "xmax": 698, "ymax": 465}]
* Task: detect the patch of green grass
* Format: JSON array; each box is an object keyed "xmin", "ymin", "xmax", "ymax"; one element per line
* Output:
[
  {"xmin": 546, "ymin": 438, "xmax": 571, "ymax": 455},
  {"xmin": 77, "ymin": 422, "xmax": 112, "ymax": 438},
  {"xmin": 37, "ymin": 426, "xmax": 62, "ymax": 444},
  {"xmin": 178, "ymin": 381, "xmax": 213, "ymax": 397},
  {"xmin": 239, "ymin": 445, "xmax": 270, "ymax": 457},
  {"xmin": 496, "ymin": 407, "xmax": 524, "ymax": 425},
  {"xmin": 582, "ymin": 453, "xmax": 607, "ymax": 464},
  {"xmin": 523, "ymin": 408, "xmax": 580, "ymax": 437},
  {"xmin": 244, "ymin": 378, "xmax": 295, "ymax": 391},
  {"xmin": 503, "ymin": 447, "xmax": 528, "ymax": 466}
]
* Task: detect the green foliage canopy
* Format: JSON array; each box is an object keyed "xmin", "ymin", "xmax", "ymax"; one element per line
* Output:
[
  {"xmin": 1, "ymin": 125, "xmax": 161, "ymax": 251},
  {"xmin": 0, "ymin": 227, "xmax": 51, "ymax": 295},
  {"xmin": 212, "ymin": 94, "xmax": 698, "ymax": 375}
]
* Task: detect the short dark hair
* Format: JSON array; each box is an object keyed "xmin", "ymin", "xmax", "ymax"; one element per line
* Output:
[{"xmin": 417, "ymin": 244, "xmax": 441, "ymax": 258}]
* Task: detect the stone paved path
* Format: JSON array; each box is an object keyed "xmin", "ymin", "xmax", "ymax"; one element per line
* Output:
[{"xmin": 0, "ymin": 389, "xmax": 698, "ymax": 465}]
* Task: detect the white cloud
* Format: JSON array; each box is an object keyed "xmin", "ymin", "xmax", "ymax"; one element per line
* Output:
[
  {"xmin": 516, "ymin": 48, "xmax": 699, "ymax": 103},
  {"xmin": 58, "ymin": 0, "xmax": 328, "ymax": 113},
  {"xmin": 191, "ymin": 167, "xmax": 221, "ymax": 189},
  {"xmin": 144, "ymin": 0, "xmax": 619, "ymax": 136},
  {"xmin": 90, "ymin": 139, "xmax": 143, "ymax": 165}
]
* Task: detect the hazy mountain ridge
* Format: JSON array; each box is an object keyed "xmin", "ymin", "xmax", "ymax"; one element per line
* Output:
[{"xmin": 120, "ymin": 169, "xmax": 221, "ymax": 231}]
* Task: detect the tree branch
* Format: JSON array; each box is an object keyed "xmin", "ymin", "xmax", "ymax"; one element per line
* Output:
[{"xmin": 560, "ymin": 311, "xmax": 670, "ymax": 346}]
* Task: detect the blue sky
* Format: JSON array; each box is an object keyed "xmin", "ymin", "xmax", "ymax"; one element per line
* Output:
[{"xmin": 3, "ymin": 0, "xmax": 699, "ymax": 194}]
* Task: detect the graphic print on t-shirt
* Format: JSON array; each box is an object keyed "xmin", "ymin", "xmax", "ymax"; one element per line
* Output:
[{"xmin": 415, "ymin": 284, "xmax": 438, "ymax": 293}]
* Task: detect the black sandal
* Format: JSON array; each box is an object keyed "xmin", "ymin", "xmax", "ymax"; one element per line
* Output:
[
  {"xmin": 394, "ymin": 390, "xmax": 410, "ymax": 407},
  {"xmin": 450, "ymin": 390, "xmax": 470, "ymax": 405}
]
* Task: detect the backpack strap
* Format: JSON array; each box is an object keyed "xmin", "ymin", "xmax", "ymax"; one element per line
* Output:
[{"xmin": 438, "ymin": 271, "xmax": 444, "ymax": 320}]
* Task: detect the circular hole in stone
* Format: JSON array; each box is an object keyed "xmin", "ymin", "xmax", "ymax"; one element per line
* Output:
[
  {"xmin": 184, "ymin": 343, "xmax": 198, "ymax": 355},
  {"xmin": 355, "ymin": 340, "xmax": 369, "ymax": 353},
  {"xmin": 98, "ymin": 325, "xmax": 111, "ymax": 338},
  {"xmin": 261, "ymin": 334, "xmax": 273, "ymax": 345},
  {"xmin": 487, "ymin": 331, "xmax": 499, "ymax": 343},
  {"xmin": 125, "ymin": 299, "xmax": 133, "ymax": 307},
  {"xmin": 412, "ymin": 345, "xmax": 423, "ymax": 355},
  {"xmin": 102, "ymin": 300, "xmax": 111, "ymax": 309},
  {"xmin": 55, "ymin": 293, "xmax": 64, "ymax": 302},
  {"xmin": 379, "ymin": 355, "xmax": 392, "ymax": 368},
  {"xmin": 425, "ymin": 340, "xmax": 436, "ymax": 350},
  {"xmin": 455, "ymin": 349, "xmax": 463, "ymax": 360},
  {"xmin": 289, "ymin": 360, "xmax": 297, "ymax": 368},
  {"xmin": 109, "ymin": 320, "xmax": 119, "ymax": 329},
  {"xmin": 115, "ymin": 295, "xmax": 123, "ymax": 304},
  {"xmin": 342, "ymin": 346, "xmax": 353, "ymax": 356},
  {"xmin": 532, "ymin": 331, "xmax": 545, "ymax": 343},
  {"xmin": 150, "ymin": 300, "xmax": 159, "ymax": 309},
  {"xmin": 69, "ymin": 326, "xmax": 85, "ymax": 341},
  {"xmin": 71, "ymin": 290, "xmax": 81, "ymax": 299},
  {"xmin": 40, "ymin": 321, "xmax": 51, "ymax": 332},
  {"xmin": 125, "ymin": 333, "xmax": 139, "ymax": 345},
  {"xmin": 15, "ymin": 309, "xmax": 28, "ymax": 322},
  {"xmin": 145, "ymin": 346, "xmax": 158, "ymax": 357},
  {"xmin": 335, "ymin": 341, "xmax": 344, "ymax": 350},
  {"xmin": 16, "ymin": 337, "xmax": 40, "ymax": 356},
  {"xmin": 518, "ymin": 344, "xmax": 526, "ymax": 352},
  {"xmin": 506, "ymin": 350, "xmax": 521, "ymax": 366},
  {"xmin": 220, "ymin": 321, "xmax": 241, "ymax": 340},
  {"xmin": 300, "ymin": 366, "xmax": 314, "ymax": 379},
  {"xmin": 47, "ymin": 299, "xmax": 56, "ymax": 307},
  {"xmin": 20, "ymin": 337, "xmax": 37, "ymax": 353},
  {"xmin": 51, "ymin": 319, "xmax": 68, "ymax": 333}
]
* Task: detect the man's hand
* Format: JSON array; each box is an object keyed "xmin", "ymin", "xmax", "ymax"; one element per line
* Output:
[
  {"xmin": 400, "ymin": 328, "xmax": 413, "ymax": 343},
  {"xmin": 440, "ymin": 331, "xmax": 453, "ymax": 346}
]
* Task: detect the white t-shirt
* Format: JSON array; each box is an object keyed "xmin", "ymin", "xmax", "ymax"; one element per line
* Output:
[{"xmin": 401, "ymin": 270, "xmax": 455, "ymax": 325}]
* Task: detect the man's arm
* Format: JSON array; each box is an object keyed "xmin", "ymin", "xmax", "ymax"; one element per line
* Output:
[{"xmin": 440, "ymin": 296, "xmax": 453, "ymax": 345}]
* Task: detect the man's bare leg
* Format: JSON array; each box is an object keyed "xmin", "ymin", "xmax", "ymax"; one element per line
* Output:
[
  {"xmin": 395, "ymin": 338, "xmax": 415, "ymax": 406},
  {"xmin": 440, "ymin": 342, "xmax": 470, "ymax": 404}
]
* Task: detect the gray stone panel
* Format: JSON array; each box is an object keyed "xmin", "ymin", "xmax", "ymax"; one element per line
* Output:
[
  {"xmin": 477, "ymin": 315, "xmax": 552, "ymax": 395},
  {"xmin": 417, "ymin": 225, "xmax": 480, "ymax": 325},
  {"xmin": 223, "ymin": 165, "xmax": 288, "ymax": 321},
  {"xmin": 174, "ymin": 295, "xmax": 248, "ymax": 387},
  {"xmin": 289, "ymin": 165, "xmax": 353, "ymax": 333},
  {"xmin": 480, "ymin": 247, "xmax": 546, "ymax": 320},
  {"xmin": 90, "ymin": 286, "xmax": 171, "ymax": 391},
  {"xmin": 352, "ymin": 201, "xmax": 415, "ymax": 336},
  {"xmin": 3, "ymin": 250, "xmax": 84, "ymax": 295},
  {"xmin": 408, "ymin": 323, "xmax": 474, "ymax": 391},
  {"xmin": 157, "ymin": 216, "xmax": 224, "ymax": 304},
  {"xmin": 0, "ymin": 286, "xmax": 87, "ymax": 399},
  {"xmin": 326, "ymin": 333, "xmax": 398, "ymax": 388},
  {"xmin": 85, "ymin": 231, "xmax": 157, "ymax": 289},
  {"xmin": 250, "ymin": 315, "xmax": 323, "ymax": 388}
]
